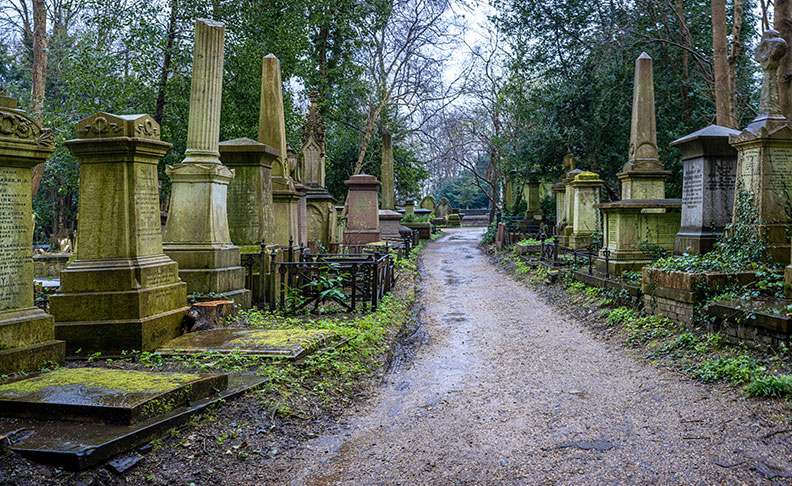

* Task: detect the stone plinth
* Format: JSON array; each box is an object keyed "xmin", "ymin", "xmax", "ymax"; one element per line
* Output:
[
  {"xmin": 379, "ymin": 209, "xmax": 404, "ymax": 241},
  {"xmin": 595, "ymin": 199, "xmax": 682, "ymax": 275},
  {"xmin": 162, "ymin": 19, "xmax": 249, "ymax": 308},
  {"xmin": 568, "ymin": 171, "xmax": 604, "ymax": 249},
  {"xmin": 343, "ymin": 174, "xmax": 381, "ymax": 250},
  {"xmin": 0, "ymin": 95, "xmax": 64, "ymax": 374},
  {"xmin": 404, "ymin": 201, "xmax": 415, "ymax": 217},
  {"xmin": 219, "ymin": 138, "xmax": 279, "ymax": 246},
  {"xmin": 52, "ymin": 113, "xmax": 188, "ymax": 355},
  {"xmin": 503, "ymin": 175, "xmax": 515, "ymax": 210},
  {"xmin": 671, "ymin": 125, "xmax": 739, "ymax": 255}
]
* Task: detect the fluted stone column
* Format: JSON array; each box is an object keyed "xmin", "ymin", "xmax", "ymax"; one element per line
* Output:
[
  {"xmin": 51, "ymin": 113, "xmax": 188, "ymax": 355},
  {"xmin": 163, "ymin": 19, "xmax": 250, "ymax": 308},
  {"xmin": 259, "ymin": 54, "xmax": 300, "ymax": 248},
  {"xmin": 0, "ymin": 95, "xmax": 64, "ymax": 373}
]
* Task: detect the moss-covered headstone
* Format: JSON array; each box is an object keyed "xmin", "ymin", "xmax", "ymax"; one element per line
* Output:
[
  {"xmin": 51, "ymin": 113, "xmax": 188, "ymax": 355},
  {"xmin": 568, "ymin": 171, "xmax": 604, "ymax": 249},
  {"xmin": 162, "ymin": 19, "xmax": 250, "ymax": 308},
  {"xmin": 0, "ymin": 95, "xmax": 64, "ymax": 374},
  {"xmin": 343, "ymin": 174, "xmax": 381, "ymax": 251}
]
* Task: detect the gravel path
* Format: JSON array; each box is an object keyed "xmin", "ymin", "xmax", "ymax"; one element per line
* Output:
[{"xmin": 282, "ymin": 228, "xmax": 792, "ymax": 485}]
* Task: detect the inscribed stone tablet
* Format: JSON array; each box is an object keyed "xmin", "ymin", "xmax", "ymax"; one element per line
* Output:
[{"xmin": 0, "ymin": 167, "xmax": 32, "ymax": 311}]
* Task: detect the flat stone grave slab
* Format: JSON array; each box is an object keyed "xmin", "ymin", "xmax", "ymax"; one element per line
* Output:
[
  {"xmin": 158, "ymin": 328, "xmax": 340, "ymax": 359},
  {"xmin": 0, "ymin": 368, "xmax": 227, "ymax": 425},
  {"xmin": 0, "ymin": 374, "xmax": 265, "ymax": 470}
]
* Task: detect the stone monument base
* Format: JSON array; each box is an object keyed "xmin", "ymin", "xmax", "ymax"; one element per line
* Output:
[
  {"xmin": 164, "ymin": 244, "xmax": 251, "ymax": 308},
  {"xmin": 567, "ymin": 233, "xmax": 594, "ymax": 250},
  {"xmin": 343, "ymin": 229, "xmax": 380, "ymax": 251},
  {"xmin": 51, "ymin": 255, "xmax": 189, "ymax": 355},
  {"xmin": 0, "ymin": 306, "xmax": 64, "ymax": 374},
  {"xmin": 379, "ymin": 209, "xmax": 403, "ymax": 241},
  {"xmin": 306, "ymin": 190, "xmax": 337, "ymax": 251},
  {"xmin": 272, "ymin": 190, "xmax": 300, "ymax": 247},
  {"xmin": 595, "ymin": 200, "xmax": 682, "ymax": 276},
  {"xmin": 674, "ymin": 231, "xmax": 721, "ymax": 255}
]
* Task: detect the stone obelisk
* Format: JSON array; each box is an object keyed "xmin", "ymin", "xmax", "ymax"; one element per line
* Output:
[
  {"xmin": 163, "ymin": 19, "xmax": 250, "ymax": 307},
  {"xmin": 617, "ymin": 52, "xmax": 670, "ymax": 200},
  {"xmin": 259, "ymin": 54, "xmax": 300, "ymax": 249}
]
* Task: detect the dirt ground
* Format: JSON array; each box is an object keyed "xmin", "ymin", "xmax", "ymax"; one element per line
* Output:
[
  {"xmin": 273, "ymin": 227, "xmax": 792, "ymax": 485},
  {"xmin": 4, "ymin": 227, "xmax": 792, "ymax": 485}
]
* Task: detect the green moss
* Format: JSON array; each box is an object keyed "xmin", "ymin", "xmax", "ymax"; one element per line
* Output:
[
  {"xmin": 0, "ymin": 368, "xmax": 202, "ymax": 398},
  {"xmin": 227, "ymin": 329, "xmax": 330, "ymax": 348}
]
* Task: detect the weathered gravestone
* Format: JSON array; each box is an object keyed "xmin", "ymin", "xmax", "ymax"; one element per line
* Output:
[
  {"xmin": 503, "ymin": 173, "xmax": 515, "ymax": 211},
  {"xmin": 162, "ymin": 19, "xmax": 250, "ymax": 308},
  {"xmin": 595, "ymin": 53, "xmax": 681, "ymax": 275},
  {"xmin": 260, "ymin": 55, "xmax": 301, "ymax": 248},
  {"xmin": 420, "ymin": 195, "xmax": 436, "ymax": 213},
  {"xmin": 435, "ymin": 198, "xmax": 452, "ymax": 219},
  {"xmin": 0, "ymin": 95, "xmax": 64, "ymax": 374},
  {"xmin": 301, "ymin": 101, "xmax": 337, "ymax": 251},
  {"xmin": 219, "ymin": 138, "xmax": 279, "ymax": 247},
  {"xmin": 671, "ymin": 125, "xmax": 739, "ymax": 255},
  {"xmin": 731, "ymin": 30, "xmax": 792, "ymax": 264},
  {"xmin": 552, "ymin": 150, "xmax": 575, "ymax": 233},
  {"xmin": 559, "ymin": 168, "xmax": 583, "ymax": 245},
  {"xmin": 343, "ymin": 174, "xmax": 381, "ymax": 251},
  {"xmin": 568, "ymin": 171, "xmax": 605, "ymax": 249},
  {"xmin": 523, "ymin": 176, "xmax": 543, "ymax": 220},
  {"xmin": 51, "ymin": 113, "xmax": 188, "ymax": 355}
]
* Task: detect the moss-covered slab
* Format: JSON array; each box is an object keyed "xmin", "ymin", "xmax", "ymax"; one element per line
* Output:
[
  {"xmin": 0, "ymin": 368, "xmax": 227, "ymax": 425},
  {"xmin": 0, "ymin": 374, "xmax": 265, "ymax": 470},
  {"xmin": 158, "ymin": 328, "xmax": 338, "ymax": 359}
]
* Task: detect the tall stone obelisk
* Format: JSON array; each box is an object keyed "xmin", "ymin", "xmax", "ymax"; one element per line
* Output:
[
  {"xmin": 618, "ymin": 52, "xmax": 670, "ymax": 200},
  {"xmin": 259, "ymin": 54, "xmax": 300, "ymax": 248},
  {"xmin": 163, "ymin": 19, "xmax": 250, "ymax": 307}
]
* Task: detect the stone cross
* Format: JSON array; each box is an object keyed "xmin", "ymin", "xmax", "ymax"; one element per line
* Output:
[
  {"xmin": 627, "ymin": 52, "xmax": 659, "ymax": 169},
  {"xmin": 755, "ymin": 29, "xmax": 787, "ymax": 119}
]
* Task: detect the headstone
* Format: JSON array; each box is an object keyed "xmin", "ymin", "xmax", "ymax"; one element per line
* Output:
[
  {"xmin": 560, "ymin": 168, "xmax": 583, "ymax": 244},
  {"xmin": 295, "ymin": 182, "xmax": 309, "ymax": 246},
  {"xmin": 162, "ymin": 19, "xmax": 250, "ymax": 308},
  {"xmin": 301, "ymin": 100, "xmax": 337, "ymax": 250},
  {"xmin": 552, "ymin": 182, "xmax": 566, "ymax": 232},
  {"xmin": 260, "ymin": 54, "xmax": 300, "ymax": 248},
  {"xmin": 435, "ymin": 197, "xmax": 452, "ymax": 219},
  {"xmin": 381, "ymin": 130, "xmax": 395, "ymax": 210},
  {"xmin": 219, "ymin": 138, "xmax": 279, "ymax": 247},
  {"xmin": 594, "ymin": 53, "xmax": 681, "ymax": 274},
  {"xmin": 671, "ymin": 125, "xmax": 739, "ymax": 255},
  {"xmin": 51, "ymin": 113, "xmax": 188, "ymax": 355},
  {"xmin": 733, "ymin": 30, "xmax": 792, "ymax": 264},
  {"xmin": 568, "ymin": 171, "xmax": 604, "ymax": 249},
  {"xmin": 420, "ymin": 195, "xmax": 436, "ymax": 216},
  {"xmin": 379, "ymin": 209, "xmax": 403, "ymax": 241},
  {"xmin": 617, "ymin": 52, "xmax": 671, "ymax": 199},
  {"xmin": 0, "ymin": 95, "xmax": 64, "ymax": 374},
  {"xmin": 343, "ymin": 174, "xmax": 381, "ymax": 251}
]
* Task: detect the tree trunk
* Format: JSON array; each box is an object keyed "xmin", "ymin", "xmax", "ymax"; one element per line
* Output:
[
  {"xmin": 776, "ymin": 0, "xmax": 792, "ymax": 121},
  {"xmin": 726, "ymin": 0, "xmax": 743, "ymax": 128},
  {"xmin": 30, "ymin": 0, "xmax": 48, "ymax": 198},
  {"xmin": 711, "ymin": 0, "xmax": 734, "ymax": 127},
  {"xmin": 154, "ymin": 0, "xmax": 178, "ymax": 124}
]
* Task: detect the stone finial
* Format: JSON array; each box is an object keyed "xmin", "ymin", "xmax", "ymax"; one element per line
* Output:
[
  {"xmin": 75, "ymin": 113, "xmax": 160, "ymax": 140},
  {"xmin": 626, "ymin": 52, "xmax": 659, "ymax": 170},
  {"xmin": 301, "ymin": 98, "xmax": 325, "ymax": 149},
  {"xmin": 258, "ymin": 54, "xmax": 288, "ymax": 172},
  {"xmin": 183, "ymin": 19, "xmax": 225, "ymax": 164},
  {"xmin": 756, "ymin": 29, "xmax": 787, "ymax": 119}
]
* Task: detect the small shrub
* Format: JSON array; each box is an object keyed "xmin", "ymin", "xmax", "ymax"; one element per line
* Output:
[
  {"xmin": 744, "ymin": 375, "xmax": 792, "ymax": 398},
  {"xmin": 603, "ymin": 307, "xmax": 636, "ymax": 327},
  {"xmin": 690, "ymin": 356, "xmax": 765, "ymax": 384}
]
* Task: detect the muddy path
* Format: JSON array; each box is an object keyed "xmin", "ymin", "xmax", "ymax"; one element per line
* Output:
[{"xmin": 278, "ymin": 227, "xmax": 792, "ymax": 485}]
